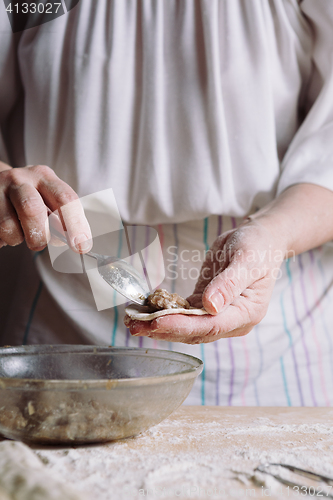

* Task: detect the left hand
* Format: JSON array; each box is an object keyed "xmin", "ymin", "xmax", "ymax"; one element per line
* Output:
[{"xmin": 124, "ymin": 219, "xmax": 287, "ymax": 344}]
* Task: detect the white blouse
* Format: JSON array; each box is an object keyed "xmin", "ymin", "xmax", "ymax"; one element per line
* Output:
[{"xmin": 1, "ymin": 0, "xmax": 333, "ymax": 225}]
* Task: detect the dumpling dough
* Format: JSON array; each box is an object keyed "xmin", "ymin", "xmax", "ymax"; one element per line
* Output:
[{"xmin": 125, "ymin": 304, "xmax": 209, "ymax": 321}]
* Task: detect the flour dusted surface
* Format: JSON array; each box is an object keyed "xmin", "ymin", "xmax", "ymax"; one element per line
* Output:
[{"xmin": 3, "ymin": 407, "xmax": 329, "ymax": 500}]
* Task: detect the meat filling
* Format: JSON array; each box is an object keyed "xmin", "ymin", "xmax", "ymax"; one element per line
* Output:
[{"xmin": 146, "ymin": 289, "xmax": 190, "ymax": 312}]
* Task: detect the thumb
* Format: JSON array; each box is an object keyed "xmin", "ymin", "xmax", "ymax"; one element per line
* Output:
[{"xmin": 202, "ymin": 260, "xmax": 251, "ymax": 315}]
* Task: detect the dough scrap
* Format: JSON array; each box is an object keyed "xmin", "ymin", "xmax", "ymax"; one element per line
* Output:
[{"xmin": 125, "ymin": 304, "xmax": 209, "ymax": 321}]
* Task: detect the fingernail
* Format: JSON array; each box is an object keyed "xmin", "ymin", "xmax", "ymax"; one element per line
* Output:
[
  {"xmin": 74, "ymin": 234, "xmax": 91, "ymax": 252},
  {"xmin": 209, "ymin": 292, "xmax": 224, "ymax": 313}
]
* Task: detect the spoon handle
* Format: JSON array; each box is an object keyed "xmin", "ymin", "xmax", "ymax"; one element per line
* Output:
[{"xmin": 47, "ymin": 215, "xmax": 68, "ymax": 245}]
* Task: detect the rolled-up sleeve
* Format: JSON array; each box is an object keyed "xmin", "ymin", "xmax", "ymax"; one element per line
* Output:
[
  {"xmin": 277, "ymin": 0, "xmax": 333, "ymax": 195},
  {"xmin": 0, "ymin": 6, "xmax": 22, "ymax": 166}
]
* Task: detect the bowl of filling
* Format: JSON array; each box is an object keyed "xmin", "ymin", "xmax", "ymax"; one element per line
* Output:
[{"xmin": 0, "ymin": 345, "xmax": 203, "ymax": 444}]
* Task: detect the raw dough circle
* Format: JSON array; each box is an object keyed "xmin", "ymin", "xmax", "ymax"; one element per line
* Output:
[{"xmin": 125, "ymin": 304, "xmax": 209, "ymax": 321}]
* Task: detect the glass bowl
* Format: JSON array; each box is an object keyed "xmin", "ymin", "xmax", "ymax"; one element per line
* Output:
[{"xmin": 0, "ymin": 345, "xmax": 203, "ymax": 444}]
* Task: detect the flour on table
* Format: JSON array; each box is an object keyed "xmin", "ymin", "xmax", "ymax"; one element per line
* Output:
[
  {"xmin": 0, "ymin": 441, "xmax": 86, "ymax": 500},
  {"xmin": 3, "ymin": 412, "xmax": 333, "ymax": 500}
]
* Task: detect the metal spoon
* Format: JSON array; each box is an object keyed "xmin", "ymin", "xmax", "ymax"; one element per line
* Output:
[
  {"xmin": 85, "ymin": 252, "xmax": 150, "ymax": 305},
  {"xmin": 255, "ymin": 463, "xmax": 333, "ymax": 497},
  {"xmin": 48, "ymin": 215, "xmax": 150, "ymax": 305}
]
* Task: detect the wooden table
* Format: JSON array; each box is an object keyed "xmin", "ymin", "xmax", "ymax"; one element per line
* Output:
[{"xmin": 2, "ymin": 406, "xmax": 333, "ymax": 500}]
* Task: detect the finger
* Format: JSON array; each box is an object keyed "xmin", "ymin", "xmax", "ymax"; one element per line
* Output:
[
  {"xmin": 0, "ymin": 238, "xmax": 7, "ymax": 249},
  {"xmin": 59, "ymin": 198, "xmax": 92, "ymax": 253},
  {"xmin": 0, "ymin": 193, "xmax": 24, "ymax": 246},
  {"xmin": 191, "ymin": 232, "xmax": 232, "ymax": 297},
  {"xmin": 126, "ymin": 302, "xmax": 253, "ymax": 343},
  {"xmin": 47, "ymin": 210, "xmax": 68, "ymax": 247},
  {"xmin": 127, "ymin": 317, "xmax": 252, "ymax": 343},
  {"xmin": 202, "ymin": 254, "xmax": 253, "ymax": 315},
  {"xmin": 191, "ymin": 261, "xmax": 216, "ymax": 297},
  {"xmin": 8, "ymin": 183, "xmax": 48, "ymax": 250},
  {"xmin": 38, "ymin": 174, "xmax": 92, "ymax": 253}
]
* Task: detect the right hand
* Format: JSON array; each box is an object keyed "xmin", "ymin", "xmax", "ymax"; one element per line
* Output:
[{"xmin": 0, "ymin": 163, "xmax": 92, "ymax": 253}]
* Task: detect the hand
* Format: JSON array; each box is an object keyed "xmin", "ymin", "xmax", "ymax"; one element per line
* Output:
[
  {"xmin": 125, "ymin": 220, "xmax": 287, "ymax": 344},
  {"xmin": 0, "ymin": 163, "xmax": 92, "ymax": 253}
]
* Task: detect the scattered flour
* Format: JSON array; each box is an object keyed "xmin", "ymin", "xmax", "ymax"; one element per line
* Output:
[
  {"xmin": 0, "ymin": 441, "xmax": 86, "ymax": 500},
  {"xmin": 12, "ymin": 413, "xmax": 332, "ymax": 500},
  {"xmin": 1, "ymin": 411, "xmax": 333, "ymax": 500}
]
